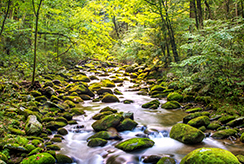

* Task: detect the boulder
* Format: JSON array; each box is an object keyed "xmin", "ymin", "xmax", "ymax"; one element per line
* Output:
[
  {"xmin": 218, "ymin": 115, "xmax": 236, "ymax": 124},
  {"xmin": 142, "ymin": 100, "xmax": 160, "ymax": 109},
  {"xmin": 167, "ymin": 92, "xmax": 183, "ymax": 102},
  {"xmin": 92, "ymin": 114, "xmax": 123, "ymax": 131},
  {"xmin": 180, "ymin": 147, "xmax": 240, "ymax": 164},
  {"xmin": 100, "ymin": 106, "xmax": 117, "ymax": 113},
  {"xmin": 117, "ymin": 118, "xmax": 138, "ymax": 131},
  {"xmin": 211, "ymin": 129, "xmax": 237, "ymax": 139},
  {"xmin": 161, "ymin": 101, "xmax": 181, "ymax": 109},
  {"xmin": 226, "ymin": 117, "xmax": 244, "ymax": 127},
  {"xmin": 207, "ymin": 121, "xmax": 221, "ymax": 130},
  {"xmin": 157, "ymin": 157, "xmax": 176, "ymax": 164},
  {"xmin": 115, "ymin": 138, "xmax": 154, "ymax": 152},
  {"xmin": 57, "ymin": 128, "xmax": 68, "ymax": 135},
  {"xmin": 46, "ymin": 121, "xmax": 67, "ymax": 130},
  {"xmin": 101, "ymin": 94, "xmax": 119, "ymax": 103},
  {"xmin": 183, "ymin": 112, "xmax": 210, "ymax": 124},
  {"xmin": 25, "ymin": 115, "xmax": 42, "ymax": 136},
  {"xmin": 97, "ymin": 88, "xmax": 113, "ymax": 95},
  {"xmin": 170, "ymin": 123, "xmax": 205, "ymax": 144},
  {"xmin": 188, "ymin": 116, "xmax": 210, "ymax": 128},
  {"xmin": 21, "ymin": 153, "xmax": 55, "ymax": 164},
  {"xmin": 185, "ymin": 107, "xmax": 203, "ymax": 113},
  {"xmin": 56, "ymin": 154, "xmax": 73, "ymax": 164},
  {"xmin": 87, "ymin": 138, "xmax": 107, "ymax": 147},
  {"xmin": 92, "ymin": 111, "xmax": 113, "ymax": 120}
]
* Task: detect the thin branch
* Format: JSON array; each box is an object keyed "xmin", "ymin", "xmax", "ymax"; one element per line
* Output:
[
  {"xmin": 32, "ymin": 0, "xmax": 37, "ymax": 16},
  {"xmin": 55, "ymin": 44, "xmax": 73, "ymax": 59},
  {"xmin": 36, "ymin": 31, "xmax": 75, "ymax": 44}
]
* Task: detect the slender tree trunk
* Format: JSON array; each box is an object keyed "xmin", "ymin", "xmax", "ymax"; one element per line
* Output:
[
  {"xmin": 112, "ymin": 16, "xmax": 120, "ymax": 38},
  {"xmin": 190, "ymin": 0, "xmax": 195, "ymax": 18},
  {"xmin": 226, "ymin": 0, "xmax": 230, "ymax": 19},
  {"xmin": 196, "ymin": 0, "xmax": 203, "ymax": 28},
  {"xmin": 241, "ymin": 0, "xmax": 244, "ymax": 18},
  {"xmin": 32, "ymin": 0, "xmax": 43, "ymax": 86},
  {"xmin": 0, "ymin": 0, "xmax": 11, "ymax": 37},
  {"xmin": 205, "ymin": 0, "xmax": 212, "ymax": 19}
]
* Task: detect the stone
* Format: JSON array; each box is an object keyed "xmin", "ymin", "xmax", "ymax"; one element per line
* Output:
[
  {"xmin": 161, "ymin": 101, "xmax": 181, "ymax": 109},
  {"xmin": 211, "ymin": 129, "xmax": 237, "ymax": 139},
  {"xmin": 92, "ymin": 114, "xmax": 123, "ymax": 131},
  {"xmin": 188, "ymin": 116, "xmax": 210, "ymax": 128},
  {"xmin": 185, "ymin": 107, "xmax": 203, "ymax": 113},
  {"xmin": 87, "ymin": 138, "xmax": 107, "ymax": 147},
  {"xmin": 170, "ymin": 123, "xmax": 205, "ymax": 144},
  {"xmin": 56, "ymin": 154, "xmax": 73, "ymax": 163},
  {"xmin": 142, "ymin": 155, "xmax": 161, "ymax": 163},
  {"xmin": 46, "ymin": 144, "xmax": 60, "ymax": 151},
  {"xmin": 117, "ymin": 118, "xmax": 138, "ymax": 131},
  {"xmin": 115, "ymin": 138, "xmax": 154, "ymax": 152},
  {"xmin": 57, "ymin": 128, "xmax": 68, "ymax": 135},
  {"xmin": 92, "ymin": 111, "xmax": 113, "ymax": 120},
  {"xmin": 157, "ymin": 157, "xmax": 176, "ymax": 164},
  {"xmin": 207, "ymin": 121, "xmax": 221, "ymax": 130},
  {"xmin": 226, "ymin": 117, "xmax": 244, "ymax": 127},
  {"xmin": 21, "ymin": 153, "xmax": 55, "ymax": 164},
  {"xmin": 183, "ymin": 112, "xmax": 210, "ymax": 124},
  {"xmin": 46, "ymin": 121, "xmax": 67, "ymax": 130},
  {"xmin": 142, "ymin": 100, "xmax": 160, "ymax": 109},
  {"xmin": 167, "ymin": 92, "xmax": 183, "ymax": 102},
  {"xmin": 97, "ymin": 88, "xmax": 113, "ymax": 95},
  {"xmin": 100, "ymin": 106, "xmax": 117, "ymax": 113},
  {"xmin": 25, "ymin": 115, "xmax": 42, "ymax": 136},
  {"xmin": 101, "ymin": 93, "xmax": 119, "ymax": 103},
  {"xmin": 180, "ymin": 147, "xmax": 240, "ymax": 164},
  {"xmin": 218, "ymin": 115, "xmax": 236, "ymax": 124}
]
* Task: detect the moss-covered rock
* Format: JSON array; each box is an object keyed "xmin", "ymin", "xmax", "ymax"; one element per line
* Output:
[
  {"xmin": 63, "ymin": 96, "xmax": 83, "ymax": 103},
  {"xmin": 170, "ymin": 123, "xmax": 205, "ymax": 144},
  {"xmin": 21, "ymin": 153, "xmax": 55, "ymax": 164},
  {"xmin": 112, "ymin": 78, "xmax": 124, "ymax": 83},
  {"xmin": 211, "ymin": 129, "xmax": 237, "ymax": 139},
  {"xmin": 92, "ymin": 111, "xmax": 113, "ymax": 120},
  {"xmin": 161, "ymin": 101, "xmax": 181, "ymax": 109},
  {"xmin": 64, "ymin": 100, "xmax": 76, "ymax": 108},
  {"xmin": 71, "ymin": 75, "xmax": 91, "ymax": 82},
  {"xmin": 97, "ymin": 88, "xmax": 113, "ymax": 95},
  {"xmin": 87, "ymin": 131, "xmax": 110, "ymax": 141},
  {"xmin": 149, "ymin": 85, "xmax": 166, "ymax": 95},
  {"xmin": 87, "ymin": 138, "xmax": 108, "ymax": 147},
  {"xmin": 79, "ymin": 94, "xmax": 91, "ymax": 100},
  {"xmin": 115, "ymin": 138, "xmax": 154, "ymax": 152},
  {"xmin": 0, "ymin": 152, "xmax": 7, "ymax": 163},
  {"xmin": 46, "ymin": 144, "xmax": 60, "ymax": 151},
  {"xmin": 157, "ymin": 157, "xmax": 176, "ymax": 164},
  {"xmin": 30, "ymin": 90, "xmax": 42, "ymax": 97},
  {"xmin": 114, "ymin": 88, "xmax": 123, "ymax": 95},
  {"xmin": 185, "ymin": 107, "xmax": 203, "ymax": 113},
  {"xmin": 70, "ymin": 108, "xmax": 85, "ymax": 115},
  {"xmin": 236, "ymin": 154, "xmax": 244, "ymax": 163},
  {"xmin": 35, "ymin": 96, "xmax": 48, "ymax": 102},
  {"xmin": 57, "ymin": 128, "xmax": 68, "ymax": 135},
  {"xmin": 183, "ymin": 112, "xmax": 210, "ymax": 124},
  {"xmin": 28, "ymin": 147, "xmax": 43, "ymax": 156},
  {"xmin": 25, "ymin": 115, "xmax": 42, "ymax": 136},
  {"xmin": 226, "ymin": 117, "xmax": 244, "ymax": 127},
  {"xmin": 8, "ymin": 126, "xmax": 25, "ymax": 135},
  {"xmin": 180, "ymin": 147, "xmax": 240, "ymax": 164},
  {"xmin": 62, "ymin": 112, "xmax": 73, "ymax": 121},
  {"xmin": 69, "ymin": 84, "xmax": 94, "ymax": 97},
  {"xmin": 188, "ymin": 116, "xmax": 210, "ymax": 128},
  {"xmin": 117, "ymin": 118, "xmax": 138, "ymax": 131},
  {"xmin": 167, "ymin": 92, "xmax": 183, "ymax": 102},
  {"xmin": 100, "ymin": 106, "xmax": 117, "ymax": 113},
  {"xmin": 207, "ymin": 121, "xmax": 221, "ymax": 130},
  {"xmin": 101, "ymin": 93, "xmax": 119, "ymax": 103},
  {"xmin": 56, "ymin": 154, "xmax": 73, "ymax": 163},
  {"xmin": 4, "ymin": 143, "xmax": 27, "ymax": 152},
  {"xmin": 101, "ymin": 79, "xmax": 115, "ymax": 87},
  {"xmin": 51, "ymin": 137, "xmax": 62, "ymax": 142},
  {"xmin": 218, "ymin": 115, "xmax": 236, "ymax": 124},
  {"xmin": 142, "ymin": 100, "xmax": 160, "ymax": 109},
  {"xmin": 92, "ymin": 114, "xmax": 123, "ymax": 131},
  {"xmin": 46, "ymin": 121, "xmax": 67, "ymax": 130}
]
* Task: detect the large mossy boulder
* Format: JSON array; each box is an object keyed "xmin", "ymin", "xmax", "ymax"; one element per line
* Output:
[
  {"xmin": 185, "ymin": 107, "xmax": 203, "ymax": 113},
  {"xmin": 56, "ymin": 154, "xmax": 73, "ymax": 164},
  {"xmin": 161, "ymin": 101, "xmax": 181, "ymax": 109},
  {"xmin": 226, "ymin": 117, "xmax": 244, "ymax": 127},
  {"xmin": 115, "ymin": 138, "xmax": 154, "ymax": 152},
  {"xmin": 170, "ymin": 123, "xmax": 205, "ymax": 144},
  {"xmin": 20, "ymin": 153, "xmax": 55, "ymax": 164},
  {"xmin": 167, "ymin": 92, "xmax": 183, "ymax": 102},
  {"xmin": 180, "ymin": 147, "xmax": 240, "ymax": 164},
  {"xmin": 183, "ymin": 112, "xmax": 210, "ymax": 123},
  {"xmin": 117, "ymin": 118, "xmax": 138, "ymax": 131},
  {"xmin": 92, "ymin": 114, "xmax": 123, "ymax": 131},
  {"xmin": 92, "ymin": 111, "xmax": 113, "ymax": 120},
  {"xmin": 211, "ymin": 129, "xmax": 237, "ymax": 139},
  {"xmin": 68, "ymin": 84, "xmax": 94, "ymax": 97},
  {"xmin": 25, "ymin": 115, "xmax": 42, "ymax": 136},
  {"xmin": 46, "ymin": 121, "xmax": 67, "ymax": 130},
  {"xmin": 142, "ymin": 100, "xmax": 160, "ymax": 109},
  {"xmin": 157, "ymin": 157, "xmax": 176, "ymax": 164},
  {"xmin": 101, "ymin": 79, "xmax": 115, "ymax": 87},
  {"xmin": 101, "ymin": 93, "xmax": 119, "ymax": 103},
  {"xmin": 188, "ymin": 116, "xmax": 210, "ymax": 128},
  {"xmin": 97, "ymin": 88, "xmax": 113, "ymax": 95},
  {"xmin": 71, "ymin": 75, "xmax": 90, "ymax": 82}
]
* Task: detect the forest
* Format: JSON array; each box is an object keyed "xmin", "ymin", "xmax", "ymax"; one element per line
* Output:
[{"xmin": 0, "ymin": 0, "xmax": 244, "ymax": 163}]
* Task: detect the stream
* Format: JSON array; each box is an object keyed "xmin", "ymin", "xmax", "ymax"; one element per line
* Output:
[{"xmin": 53, "ymin": 66, "xmax": 239, "ymax": 164}]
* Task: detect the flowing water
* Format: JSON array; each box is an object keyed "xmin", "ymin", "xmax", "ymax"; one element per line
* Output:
[{"xmin": 54, "ymin": 67, "xmax": 241, "ymax": 164}]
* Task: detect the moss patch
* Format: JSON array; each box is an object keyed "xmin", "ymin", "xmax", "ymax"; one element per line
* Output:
[{"xmin": 115, "ymin": 138, "xmax": 154, "ymax": 152}]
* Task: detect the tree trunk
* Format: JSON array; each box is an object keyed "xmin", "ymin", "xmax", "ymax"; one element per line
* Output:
[
  {"xmin": 190, "ymin": 0, "xmax": 195, "ymax": 18},
  {"xmin": 112, "ymin": 16, "xmax": 120, "ymax": 38},
  {"xmin": 0, "ymin": 0, "xmax": 11, "ymax": 37},
  {"xmin": 241, "ymin": 0, "xmax": 244, "ymax": 18},
  {"xmin": 205, "ymin": 0, "xmax": 212, "ymax": 19},
  {"xmin": 32, "ymin": 0, "xmax": 43, "ymax": 86},
  {"xmin": 196, "ymin": 0, "xmax": 203, "ymax": 28},
  {"xmin": 226, "ymin": 0, "xmax": 230, "ymax": 19}
]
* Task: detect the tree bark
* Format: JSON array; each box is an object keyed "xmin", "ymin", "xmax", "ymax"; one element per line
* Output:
[
  {"xmin": 204, "ymin": 0, "xmax": 212, "ymax": 19},
  {"xmin": 32, "ymin": 0, "xmax": 43, "ymax": 86},
  {"xmin": 241, "ymin": 0, "xmax": 244, "ymax": 18},
  {"xmin": 196, "ymin": 0, "xmax": 203, "ymax": 28},
  {"xmin": 112, "ymin": 16, "xmax": 120, "ymax": 38},
  {"xmin": 0, "ymin": 0, "xmax": 11, "ymax": 37}
]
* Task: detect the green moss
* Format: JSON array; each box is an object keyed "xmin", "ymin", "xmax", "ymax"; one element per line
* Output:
[
  {"xmin": 64, "ymin": 100, "xmax": 76, "ymax": 108},
  {"xmin": 211, "ymin": 129, "xmax": 237, "ymax": 139},
  {"xmin": 170, "ymin": 123, "xmax": 205, "ymax": 144},
  {"xmin": 142, "ymin": 100, "xmax": 160, "ymax": 109},
  {"xmin": 8, "ymin": 126, "xmax": 25, "ymax": 135},
  {"xmin": 42, "ymin": 117, "xmax": 55, "ymax": 122},
  {"xmin": 115, "ymin": 138, "xmax": 154, "ymax": 152},
  {"xmin": 149, "ymin": 85, "xmax": 166, "ymax": 95},
  {"xmin": 117, "ymin": 118, "xmax": 138, "ymax": 131},
  {"xmin": 25, "ymin": 144, "xmax": 36, "ymax": 152},
  {"xmin": 180, "ymin": 147, "xmax": 240, "ymax": 164},
  {"xmin": 101, "ymin": 93, "xmax": 119, "ymax": 103},
  {"xmin": 218, "ymin": 115, "xmax": 236, "ymax": 124},
  {"xmin": 236, "ymin": 154, "xmax": 244, "ymax": 163},
  {"xmin": 46, "ymin": 121, "xmax": 67, "ymax": 130},
  {"xmin": 28, "ymin": 147, "xmax": 43, "ymax": 156},
  {"xmin": 63, "ymin": 96, "xmax": 83, "ymax": 103},
  {"xmin": 0, "ymin": 152, "xmax": 7, "ymax": 163},
  {"xmin": 34, "ymin": 96, "xmax": 48, "ymax": 102},
  {"xmin": 188, "ymin": 116, "xmax": 210, "ymax": 128},
  {"xmin": 72, "ymin": 75, "xmax": 91, "ymax": 82},
  {"xmin": 114, "ymin": 88, "xmax": 123, "ymax": 95},
  {"xmin": 167, "ymin": 92, "xmax": 183, "ymax": 102},
  {"xmin": 157, "ymin": 157, "xmax": 175, "ymax": 164},
  {"xmin": 51, "ymin": 137, "xmax": 62, "ymax": 142},
  {"xmin": 92, "ymin": 114, "xmax": 123, "ymax": 131},
  {"xmin": 57, "ymin": 128, "xmax": 68, "ymax": 135},
  {"xmin": 56, "ymin": 154, "xmax": 73, "ymax": 163},
  {"xmin": 161, "ymin": 101, "xmax": 181, "ymax": 109},
  {"xmin": 89, "ymin": 83, "xmax": 102, "ymax": 92},
  {"xmin": 226, "ymin": 117, "xmax": 244, "ymax": 127},
  {"xmin": 240, "ymin": 133, "xmax": 244, "ymax": 142},
  {"xmin": 21, "ymin": 153, "xmax": 55, "ymax": 164},
  {"xmin": 185, "ymin": 107, "xmax": 203, "ymax": 113},
  {"xmin": 101, "ymin": 79, "xmax": 115, "ymax": 87},
  {"xmin": 87, "ymin": 138, "xmax": 108, "ymax": 147},
  {"xmin": 207, "ymin": 121, "xmax": 221, "ymax": 130},
  {"xmin": 30, "ymin": 90, "xmax": 42, "ymax": 97},
  {"xmin": 92, "ymin": 111, "xmax": 113, "ymax": 120},
  {"xmin": 31, "ymin": 139, "xmax": 42, "ymax": 147},
  {"xmin": 46, "ymin": 144, "xmax": 60, "ymax": 151},
  {"xmin": 70, "ymin": 108, "xmax": 85, "ymax": 115},
  {"xmin": 100, "ymin": 106, "xmax": 117, "ymax": 113},
  {"xmin": 183, "ymin": 112, "xmax": 210, "ymax": 123}
]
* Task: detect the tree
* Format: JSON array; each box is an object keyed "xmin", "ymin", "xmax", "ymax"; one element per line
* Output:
[
  {"xmin": 32, "ymin": 0, "xmax": 43, "ymax": 86},
  {"xmin": 0, "ymin": 0, "xmax": 11, "ymax": 37}
]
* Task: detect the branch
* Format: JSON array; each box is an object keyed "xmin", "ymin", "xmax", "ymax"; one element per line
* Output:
[
  {"xmin": 144, "ymin": 0, "xmax": 156, "ymax": 6},
  {"xmin": 32, "ymin": 0, "xmax": 37, "ymax": 16},
  {"xmin": 36, "ymin": 31, "xmax": 75, "ymax": 44},
  {"xmin": 55, "ymin": 44, "xmax": 73, "ymax": 59}
]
